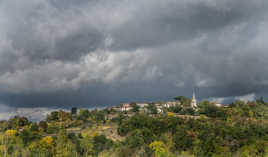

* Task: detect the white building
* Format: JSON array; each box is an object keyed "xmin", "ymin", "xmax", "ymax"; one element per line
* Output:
[
  {"xmin": 163, "ymin": 101, "xmax": 180, "ymax": 108},
  {"xmin": 117, "ymin": 103, "xmax": 132, "ymax": 112},
  {"xmin": 137, "ymin": 103, "xmax": 149, "ymax": 108},
  {"xmin": 191, "ymin": 92, "xmax": 198, "ymax": 108},
  {"xmin": 215, "ymin": 103, "xmax": 222, "ymax": 107},
  {"xmin": 155, "ymin": 104, "xmax": 163, "ymax": 113}
]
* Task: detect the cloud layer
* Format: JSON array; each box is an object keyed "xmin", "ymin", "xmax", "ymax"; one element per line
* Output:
[{"xmin": 1, "ymin": 0, "xmax": 268, "ymax": 108}]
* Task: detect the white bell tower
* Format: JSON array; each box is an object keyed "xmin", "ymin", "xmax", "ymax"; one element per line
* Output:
[{"xmin": 191, "ymin": 91, "xmax": 197, "ymax": 108}]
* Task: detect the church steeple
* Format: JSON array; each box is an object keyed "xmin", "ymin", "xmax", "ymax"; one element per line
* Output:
[{"xmin": 191, "ymin": 90, "xmax": 197, "ymax": 108}]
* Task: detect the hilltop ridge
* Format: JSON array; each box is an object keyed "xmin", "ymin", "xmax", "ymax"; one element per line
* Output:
[{"xmin": 0, "ymin": 97, "xmax": 268, "ymax": 157}]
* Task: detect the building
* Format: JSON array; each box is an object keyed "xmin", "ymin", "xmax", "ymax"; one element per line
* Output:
[
  {"xmin": 137, "ymin": 103, "xmax": 149, "ymax": 108},
  {"xmin": 155, "ymin": 104, "xmax": 163, "ymax": 113},
  {"xmin": 191, "ymin": 92, "xmax": 198, "ymax": 108},
  {"xmin": 214, "ymin": 103, "xmax": 229, "ymax": 108},
  {"xmin": 215, "ymin": 103, "xmax": 222, "ymax": 107},
  {"xmin": 111, "ymin": 103, "xmax": 133, "ymax": 112},
  {"xmin": 120, "ymin": 103, "xmax": 132, "ymax": 111},
  {"xmin": 163, "ymin": 101, "xmax": 180, "ymax": 108}
]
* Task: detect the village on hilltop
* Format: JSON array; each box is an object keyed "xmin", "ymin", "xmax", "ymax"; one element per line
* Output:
[{"xmin": 108, "ymin": 92, "xmax": 228, "ymax": 114}]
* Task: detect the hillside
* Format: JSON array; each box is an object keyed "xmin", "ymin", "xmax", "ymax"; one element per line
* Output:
[{"xmin": 1, "ymin": 98, "xmax": 268, "ymax": 157}]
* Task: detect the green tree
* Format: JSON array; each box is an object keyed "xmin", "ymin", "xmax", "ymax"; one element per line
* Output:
[
  {"xmin": 78, "ymin": 109, "xmax": 90, "ymax": 121},
  {"xmin": 230, "ymin": 100, "xmax": 245, "ymax": 107},
  {"xmin": 130, "ymin": 102, "xmax": 140, "ymax": 113},
  {"xmin": 55, "ymin": 129, "xmax": 77, "ymax": 157},
  {"xmin": 39, "ymin": 121, "xmax": 48, "ymax": 132},
  {"xmin": 150, "ymin": 141, "xmax": 175, "ymax": 157},
  {"xmin": 174, "ymin": 96, "xmax": 191, "ymax": 106},
  {"xmin": 47, "ymin": 111, "xmax": 59, "ymax": 121},
  {"xmin": 174, "ymin": 96, "xmax": 186, "ymax": 102},
  {"xmin": 173, "ymin": 126, "xmax": 194, "ymax": 151},
  {"xmin": 256, "ymin": 96, "xmax": 265, "ymax": 105},
  {"xmin": 7, "ymin": 116, "xmax": 29, "ymax": 129},
  {"xmin": 93, "ymin": 135, "xmax": 113, "ymax": 155},
  {"xmin": 80, "ymin": 135, "xmax": 94, "ymax": 156},
  {"xmin": 71, "ymin": 107, "xmax": 78, "ymax": 115},
  {"xmin": 147, "ymin": 103, "xmax": 158, "ymax": 114}
]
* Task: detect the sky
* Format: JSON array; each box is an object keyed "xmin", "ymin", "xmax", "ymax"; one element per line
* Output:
[{"xmin": 1, "ymin": 0, "xmax": 268, "ymax": 119}]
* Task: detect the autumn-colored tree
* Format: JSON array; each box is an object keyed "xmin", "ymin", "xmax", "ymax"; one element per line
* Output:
[
  {"xmin": 55, "ymin": 129, "xmax": 78, "ymax": 157},
  {"xmin": 39, "ymin": 121, "xmax": 48, "ymax": 132},
  {"xmin": 40, "ymin": 136, "xmax": 54, "ymax": 153},
  {"xmin": 150, "ymin": 141, "xmax": 175, "ymax": 157}
]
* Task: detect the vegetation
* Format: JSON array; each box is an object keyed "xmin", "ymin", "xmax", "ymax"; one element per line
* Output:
[{"xmin": 1, "ymin": 98, "xmax": 268, "ymax": 156}]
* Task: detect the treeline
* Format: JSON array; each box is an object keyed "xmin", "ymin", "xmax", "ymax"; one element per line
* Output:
[{"xmin": 0, "ymin": 97, "xmax": 268, "ymax": 157}]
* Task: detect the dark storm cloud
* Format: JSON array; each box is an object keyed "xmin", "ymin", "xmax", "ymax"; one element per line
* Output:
[
  {"xmin": 0, "ymin": 0, "xmax": 268, "ymax": 109},
  {"xmin": 0, "ymin": 0, "xmax": 105, "ymax": 62},
  {"xmin": 110, "ymin": 0, "xmax": 266, "ymax": 50}
]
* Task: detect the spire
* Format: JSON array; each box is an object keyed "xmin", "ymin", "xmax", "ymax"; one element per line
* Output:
[
  {"xmin": 193, "ymin": 91, "xmax": 196, "ymax": 100},
  {"xmin": 191, "ymin": 88, "xmax": 197, "ymax": 108}
]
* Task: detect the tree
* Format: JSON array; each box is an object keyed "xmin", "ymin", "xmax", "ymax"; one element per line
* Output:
[
  {"xmin": 174, "ymin": 96, "xmax": 186, "ymax": 102},
  {"xmin": 47, "ymin": 111, "xmax": 59, "ymax": 121},
  {"xmin": 4, "ymin": 129, "xmax": 24, "ymax": 156},
  {"xmin": 168, "ymin": 105, "xmax": 182, "ymax": 113},
  {"xmin": 126, "ymin": 130, "xmax": 145, "ymax": 148},
  {"xmin": 78, "ymin": 109, "xmax": 90, "ymax": 121},
  {"xmin": 55, "ymin": 129, "xmax": 77, "ymax": 156},
  {"xmin": 147, "ymin": 103, "xmax": 158, "ymax": 114},
  {"xmin": 58, "ymin": 110, "xmax": 71, "ymax": 122},
  {"xmin": 150, "ymin": 141, "xmax": 175, "ymax": 157},
  {"xmin": 7, "ymin": 116, "xmax": 29, "ymax": 129},
  {"xmin": 211, "ymin": 146, "xmax": 231, "ymax": 157},
  {"xmin": 30, "ymin": 122, "xmax": 39, "ymax": 132},
  {"xmin": 256, "ymin": 96, "xmax": 265, "ymax": 105},
  {"xmin": 239, "ymin": 141, "xmax": 268, "ymax": 157},
  {"xmin": 114, "ymin": 113, "xmax": 126, "ymax": 125},
  {"xmin": 80, "ymin": 135, "xmax": 94, "ymax": 156},
  {"xmin": 230, "ymin": 100, "xmax": 245, "ymax": 107},
  {"xmin": 5, "ymin": 129, "xmax": 17, "ymax": 137},
  {"xmin": 174, "ymin": 96, "xmax": 191, "ymax": 107},
  {"xmin": 39, "ymin": 136, "xmax": 54, "ymax": 154},
  {"xmin": 95, "ymin": 111, "xmax": 105, "ymax": 122},
  {"xmin": 21, "ymin": 129, "xmax": 40, "ymax": 146},
  {"xmin": 130, "ymin": 102, "xmax": 140, "ymax": 113},
  {"xmin": 93, "ymin": 135, "xmax": 113, "ymax": 155},
  {"xmin": 184, "ymin": 108, "xmax": 195, "ymax": 115},
  {"xmin": 39, "ymin": 121, "xmax": 48, "ymax": 132},
  {"xmin": 173, "ymin": 126, "xmax": 194, "ymax": 151},
  {"xmin": 71, "ymin": 107, "xmax": 77, "ymax": 115},
  {"xmin": 46, "ymin": 122, "xmax": 60, "ymax": 134},
  {"xmin": 18, "ymin": 117, "xmax": 29, "ymax": 127}
]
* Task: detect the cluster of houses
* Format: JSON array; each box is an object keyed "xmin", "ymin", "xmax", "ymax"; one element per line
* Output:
[
  {"xmin": 110, "ymin": 101, "xmax": 181, "ymax": 113},
  {"xmin": 108, "ymin": 92, "xmax": 228, "ymax": 113},
  {"xmin": 109, "ymin": 92, "xmax": 197, "ymax": 113}
]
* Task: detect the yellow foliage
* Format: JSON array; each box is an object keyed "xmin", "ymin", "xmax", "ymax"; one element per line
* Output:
[
  {"xmin": 150, "ymin": 141, "xmax": 176, "ymax": 157},
  {"xmin": 5, "ymin": 129, "xmax": 17, "ymax": 136},
  {"xmin": 167, "ymin": 112, "xmax": 175, "ymax": 117},
  {"xmin": 0, "ymin": 145, "xmax": 5, "ymax": 152},
  {"xmin": 90, "ymin": 130, "xmax": 99, "ymax": 138},
  {"xmin": 28, "ymin": 141, "xmax": 39, "ymax": 150},
  {"xmin": 179, "ymin": 151, "xmax": 195, "ymax": 157},
  {"xmin": 149, "ymin": 141, "xmax": 166, "ymax": 156},
  {"xmin": 40, "ymin": 136, "xmax": 54, "ymax": 146},
  {"xmin": 29, "ymin": 136, "xmax": 55, "ymax": 153},
  {"xmin": 199, "ymin": 115, "xmax": 206, "ymax": 121},
  {"xmin": 81, "ymin": 128, "xmax": 98, "ymax": 138},
  {"xmin": 150, "ymin": 141, "xmax": 165, "ymax": 149},
  {"xmin": 249, "ymin": 111, "xmax": 254, "ymax": 118}
]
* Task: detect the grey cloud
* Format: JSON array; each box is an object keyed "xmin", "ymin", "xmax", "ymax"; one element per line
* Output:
[
  {"xmin": 0, "ymin": 0, "xmax": 268, "ymax": 109},
  {"xmin": 110, "ymin": 0, "xmax": 268, "ymax": 50}
]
